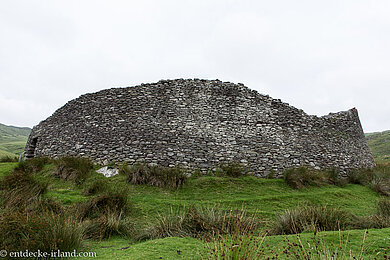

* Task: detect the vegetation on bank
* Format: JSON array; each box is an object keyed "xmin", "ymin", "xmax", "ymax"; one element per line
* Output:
[
  {"xmin": 1, "ymin": 158, "xmax": 390, "ymax": 258},
  {"xmin": 366, "ymin": 130, "xmax": 390, "ymax": 163}
]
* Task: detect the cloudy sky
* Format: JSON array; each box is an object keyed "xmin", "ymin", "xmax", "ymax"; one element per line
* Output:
[{"xmin": 1, "ymin": 0, "xmax": 389, "ymax": 132}]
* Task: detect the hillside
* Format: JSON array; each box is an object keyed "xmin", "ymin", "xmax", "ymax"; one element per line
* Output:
[
  {"xmin": 0, "ymin": 123, "xmax": 31, "ymax": 156},
  {"xmin": 366, "ymin": 130, "xmax": 390, "ymax": 163}
]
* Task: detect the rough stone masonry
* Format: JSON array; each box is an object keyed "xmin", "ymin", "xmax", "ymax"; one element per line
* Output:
[{"xmin": 24, "ymin": 79, "xmax": 375, "ymax": 177}]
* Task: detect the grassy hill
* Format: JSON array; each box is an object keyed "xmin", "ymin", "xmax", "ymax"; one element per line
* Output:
[
  {"xmin": 366, "ymin": 130, "xmax": 390, "ymax": 163},
  {"xmin": 0, "ymin": 123, "xmax": 31, "ymax": 156}
]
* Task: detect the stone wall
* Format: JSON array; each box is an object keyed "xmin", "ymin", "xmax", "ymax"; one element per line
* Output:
[{"xmin": 24, "ymin": 79, "xmax": 375, "ymax": 176}]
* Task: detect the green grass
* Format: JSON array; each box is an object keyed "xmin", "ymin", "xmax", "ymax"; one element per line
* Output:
[
  {"xmin": 84, "ymin": 237, "xmax": 203, "ymax": 259},
  {"xmin": 14, "ymin": 166, "xmax": 380, "ymax": 225},
  {"xmin": 1, "ymin": 161, "xmax": 389, "ymax": 259},
  {"xmin": 83, "ymin": 228, "xmax": 390, "ymax": 259},
  {"xmin": 0, "ymin": 149, "xmax": 17, "ymax": 158},
  {"xmin": 0, "ymin": 141, "xmax": 27, "ymax": 155},
  {"xmin": 0, "ymin": 162, "xmax": 17, "ymax": 177}
]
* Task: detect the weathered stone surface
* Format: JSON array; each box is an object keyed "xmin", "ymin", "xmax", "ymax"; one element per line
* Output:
[{"xmin": 24, "ymin": 79, "xmax": 375, "ymax": 177}]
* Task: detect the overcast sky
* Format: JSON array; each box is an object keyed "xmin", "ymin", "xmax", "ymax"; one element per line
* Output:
[{"xmin": 1, "ymin": 0, "xmax": 389, "ymax": 132}]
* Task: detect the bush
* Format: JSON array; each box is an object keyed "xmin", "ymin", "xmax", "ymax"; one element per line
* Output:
[
  {"xmin": 283, "ymin": 167, "xmax": 333, "ymax": 189},
  {"xmin": 0, "ymin": 170, "xmax": 48, "ymax": 209},
  {"xmin": 271, "ymin": 204, "xmax": 351, "ymax": 235},
  {"xmin": 0, "ymin": 210, "xmax": 84, "ymax": 253},
  {"xmin": 138, "ymin": 206, "xmax": 259, "ymax": 241},
  {"xmin": 217, "ymin": 162, "xmax": 246, "ymax": 178},
  {"xmin": 52, "ymin": 156, "xmax": 94, "ymax": 185},
  {"xmin": 14, "ymin": 157, "xmax": 50, "ymax": 174},
  {"xmin": 121, "ymin": 163, "xmax": 187, "ymax": 189}
]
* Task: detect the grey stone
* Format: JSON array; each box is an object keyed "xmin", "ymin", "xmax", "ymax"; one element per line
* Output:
[
  {"xmin": 96, "ymin": 166, "xmax": 119, "ymax": 177},
  {"xmin": 24, "ymin": 79, "xmax": 375, "ymax": 176}
]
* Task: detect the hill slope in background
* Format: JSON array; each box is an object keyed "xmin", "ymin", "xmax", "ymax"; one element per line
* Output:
[
  {"xmin": 365, "ymin": 130, "xmax": 390, "ymax": 163},
  {"xmin": 0, "ymin": 123, "xmax": 31, "ymax": 156}
]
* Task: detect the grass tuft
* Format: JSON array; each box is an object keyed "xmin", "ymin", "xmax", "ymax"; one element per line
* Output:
[
  {"xmin": 0, "ymin": 170, "xmax": 48, "ymax": 209},
  {"xmin": 14, "ymin": 157, "xmax": 50, "ymax": 174},
  {"xmin": 283, "ymin": 167, "xmax": 333, "ymax": 189},
  {"xmin": 52, "ymin": 156, "xmax": 94, "ymax": 185},
  {"xmin": 73, "ymin": 189, "xmax": 132, "ymax": 240},
  {"xmin": 271, "ymin": 204, "xmax": 351, "ymax": 235},
  {"xmin": 0, "ymin": 210, "xmax": 84, "ymax": 253},
  {"xmin": 121, "ymin": 162, "xmax": 187, "ymax": 189},
  {"xmin": 83, "ymin": 179, "xmax": 109, "ymax": 196},
  {"xmin": 138, "ymin": 206, "xmax": 259, "ymax": 241},
  {"xmin": 217, "ymin": 162, "xmax": 246, "ymax": 178}
]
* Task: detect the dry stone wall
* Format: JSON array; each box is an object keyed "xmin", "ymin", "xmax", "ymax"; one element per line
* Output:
[{"xmin": 25, "ymin": 79, "xmax": 375, "ymax": 177}]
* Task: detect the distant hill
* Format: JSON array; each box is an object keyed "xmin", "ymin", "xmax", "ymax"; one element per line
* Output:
[
  {"xmin": 365, "ymin": 130, "xmax": 390, "ymax": 163},
  {"xmin": 0, "ymin": 123, "xmax": 31, "ymax": 156}
]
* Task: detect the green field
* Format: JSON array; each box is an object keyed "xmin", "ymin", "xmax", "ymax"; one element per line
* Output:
[
  {"xmin": 1, "ymin": 161, "xmax": 390, "ymax": 259},
  {"xmin": 0, "ymin": 123, "xmax": 30, "ymax": 157}
]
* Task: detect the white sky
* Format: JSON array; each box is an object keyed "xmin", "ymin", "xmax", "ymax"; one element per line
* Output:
[{"xmin": 0, "ymin": 0, "xmax": 389, "ymax": 132}]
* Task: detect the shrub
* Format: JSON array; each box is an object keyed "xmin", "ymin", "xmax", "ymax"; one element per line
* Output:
[
  {"xmin": 122, "ymin": 163, "xmax": 187, "ymax": 189},
  {"xmin": 137, "ymin": 206, "xmax": 259, "ymax": 241},
  {"xmin": 14, "ymin": 157, "xmax": 50, "ymax": 174},
  {"xmin": 0, "ymin": 170, "xmax": 48, "ymax": 209},
  {"xmin": 52, "ymin": 156, "xmax": 94, "ymax": 185},
  {"xmin": 0, "ymin": 156, "xmax": 18, "ymax": 163},
  {"xmin": 217, "ymin": 162, "xmax": 246, "ymax": 178},
  {"xmin": 0, "ymin": 210, "xmax": 84, "ymax": 253},
  {"xmin": 271, "ymin": 204, "xmax": 351, "ymax": 235},
  {"xmin": 283, "ymin": 167, "xmax": 332, "ymax": 189}
]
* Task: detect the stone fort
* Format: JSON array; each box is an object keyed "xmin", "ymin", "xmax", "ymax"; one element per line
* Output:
[{"xmin": 24, "ymin": 79, "xmax": 375, "ymax": 176}]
